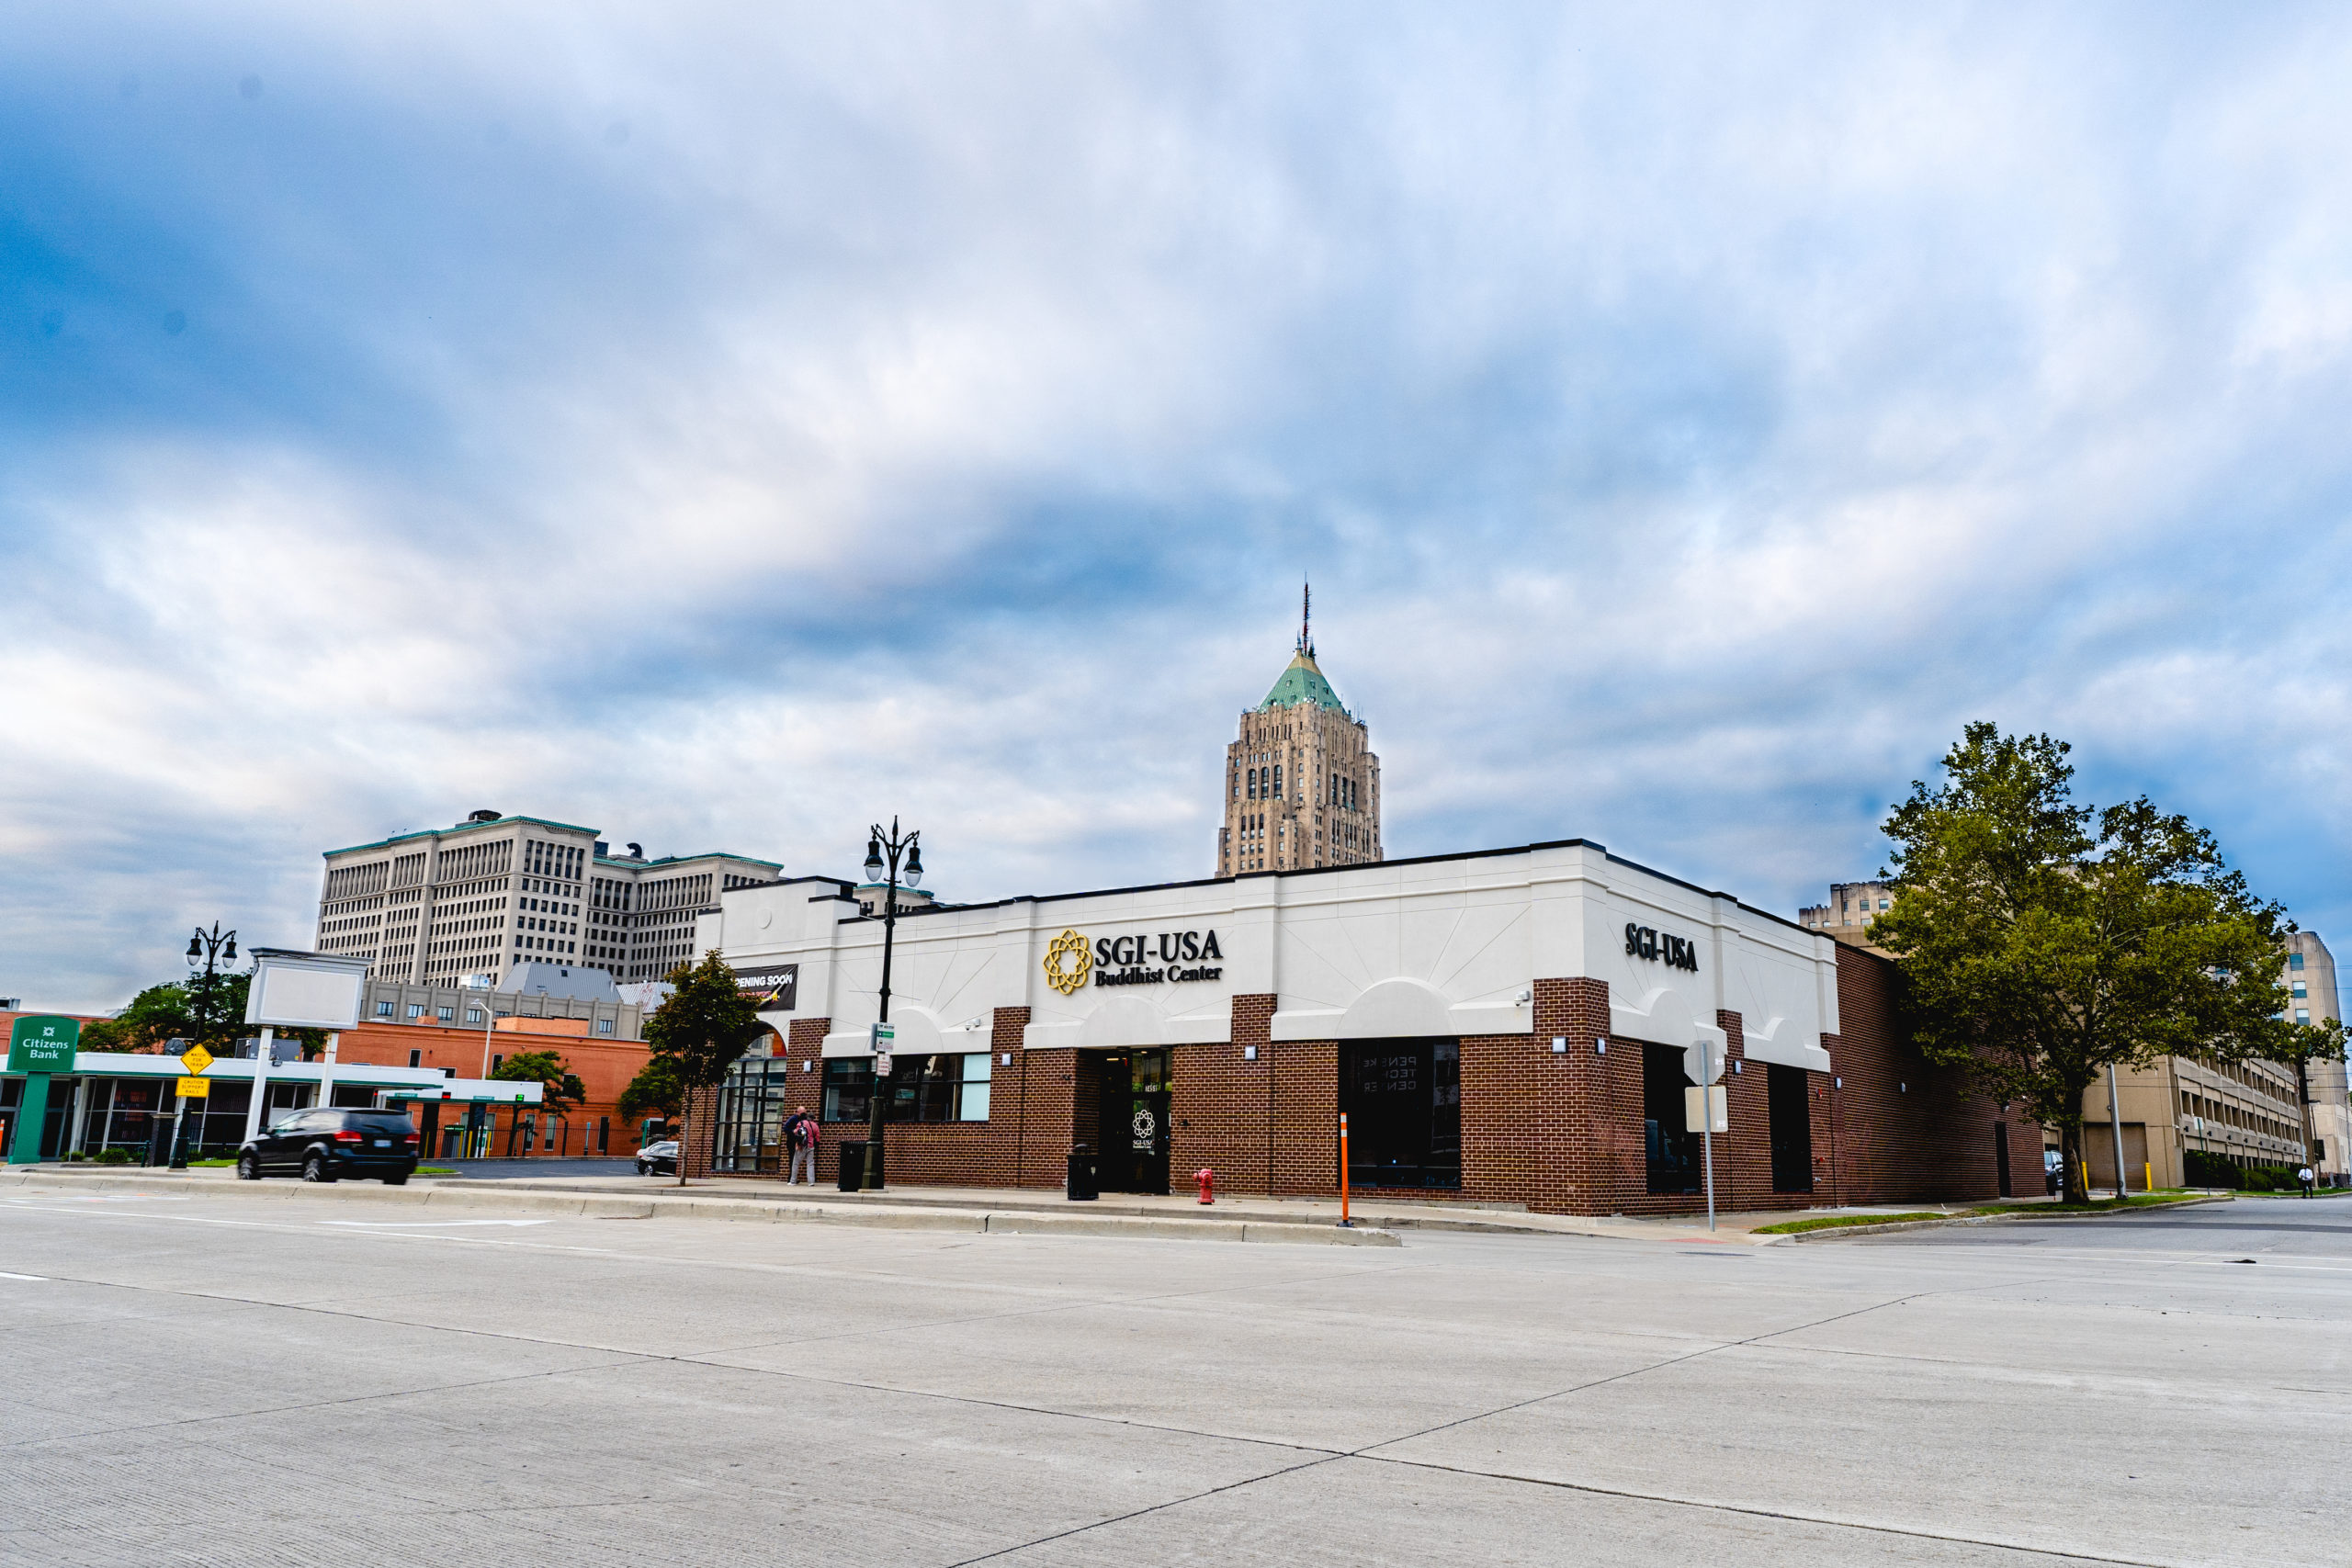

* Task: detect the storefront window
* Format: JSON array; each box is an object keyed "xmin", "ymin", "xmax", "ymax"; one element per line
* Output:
[
  {"xmin": 821, "ymin": 1053, "xmax": 991, "ymax": 1124},
  {"xmin": 715, "ymin": 1056, "xmax": 792, "ymax": 1173},
  {"xmin": 1340, "ymin": 1040, "xmax": 1459, "ymax": 1190}
]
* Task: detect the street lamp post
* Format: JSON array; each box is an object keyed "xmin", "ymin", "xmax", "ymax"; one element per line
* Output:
[
  {"xmin": 861, "ymin": 818, "xmax": 922, "ymax": 1191},
  {"xmin": 175, "ymin": 923, "xmax": 237, "ymax": 1168}
]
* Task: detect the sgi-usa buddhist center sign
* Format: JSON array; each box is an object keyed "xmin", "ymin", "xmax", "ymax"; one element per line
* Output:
[{"xmin": 1042, "ymin": 928, "xmax": 1226, "ymax": 996}]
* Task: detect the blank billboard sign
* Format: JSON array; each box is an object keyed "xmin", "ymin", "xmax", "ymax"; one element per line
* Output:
[{"xmin": 244, "ymin": 951, "xmax": 367, "ymax": 1030}]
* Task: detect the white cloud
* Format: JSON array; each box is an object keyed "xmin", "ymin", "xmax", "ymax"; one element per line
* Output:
[{"xmin": 5, "ymin": 2, "xmax": 2350, "ymax": 1008}]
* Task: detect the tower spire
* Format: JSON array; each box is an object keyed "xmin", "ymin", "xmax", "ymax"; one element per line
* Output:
[{"xmin": 1298, "ymin": 580, "xmax": 1312, "ymax": 658}]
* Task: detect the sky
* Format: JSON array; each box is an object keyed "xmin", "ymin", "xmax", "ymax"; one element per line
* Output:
[{"xmin": 5, "ymin": 2, "xmax": 2348, "ymax": 1013}]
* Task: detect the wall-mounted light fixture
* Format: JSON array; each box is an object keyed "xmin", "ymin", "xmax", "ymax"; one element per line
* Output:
[
  {"xmin": 1595, "ymin": 1038, "xmax": 1608, "ymax": 1055},
  {"xmin": 1551, "ymin": 1036, "xmax": 1566, "ymax": 1054},
  {"xmin": 1732, "ymin": 1060, "xmax": 1743, "ymax": 1075},
  {"xmin": 801, "ymin": 1059, "xmax": 812, "ymax": 1073},
  {"xmin": 1514, "ymin": 988, "xmax": 1532, "ymax": 1006},
  {"xmin": 1243, "ymin": 1044, "xmax": 1258, "ymax": 1061},
  {"xmin": 1001, "ymin": 1052, "xmax": 1013, "ymax": 1066}
]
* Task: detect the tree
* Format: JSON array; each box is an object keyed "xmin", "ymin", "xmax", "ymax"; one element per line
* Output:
[
  {"xmin": 81, "ymin": 969, "xmax": 322, "ymax": 1057},
  {"xmin": 1872, "ymin": 723, "xmax": 2348, "ymax": 1204},
  {"xmin": 490, "ymin": 1050, "xmax": 586, "ymax": 1114},
  {"xmin": 641, "ymin": 950, "xmax": 760, "ymax": 1186},
  {"xmin": 80, "ymin": 984, "xmax": 199, "ymax": 1053},
  {"xmin": 616, "ymin": 1056, "xmax": 683, "ymax": 1127}
]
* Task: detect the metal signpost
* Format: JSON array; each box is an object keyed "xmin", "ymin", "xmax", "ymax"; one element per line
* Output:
[
  {"xmin": 6, "ymin": 1016, "xmax": 81, "ymax": 1164},
  {"xmin": 2107, "ymin": 1063, "xmax": 2128, "ymax": 1201},
  {"xmin": 169, "ymin": 1042, "xmax": 215, "ymax": 1168},
  {"xmin": 1684, "ymin": 1034, "xmax": 1729, "ymax": 1233}
]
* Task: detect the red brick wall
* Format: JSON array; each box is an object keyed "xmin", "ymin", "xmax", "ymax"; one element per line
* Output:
[
  {"xmin": 679, "ymin": 964, "xmax": 2026, "ymax": 1213},
  {"xmin": 1169, "ymin": 995, "xmax": 1274, "ymax": 1194},
  {"xmin": 1824, "ymin": 946, "xmax": 2041, "ymax": 1205}
]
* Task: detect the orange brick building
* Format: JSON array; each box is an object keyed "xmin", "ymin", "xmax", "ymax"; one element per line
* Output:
[{"xmin": 334, "ymin": 1015, "xmax": 657, "ymax": 1158}]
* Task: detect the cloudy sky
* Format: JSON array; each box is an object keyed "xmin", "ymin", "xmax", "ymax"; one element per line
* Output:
[{"xmin": 6, "ymin": 3, "xmax": 2348, "ymax": 1012}]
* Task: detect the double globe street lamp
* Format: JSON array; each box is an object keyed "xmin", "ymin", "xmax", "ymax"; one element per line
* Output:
[
  {"xmin": 174, "ymin": 922, "xmax": 237, "ymax": 1168},
  {"xmin": 860, "ymin": 818, "xmax": 922, "ymax": 1191}
]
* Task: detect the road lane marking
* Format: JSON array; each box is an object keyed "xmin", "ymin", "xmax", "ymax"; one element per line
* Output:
[
  {"xmin": 319, "ymin": 1219, "xmax": 549, "ymax": 1229},
  {"xmin": 0, "ymin": 1270, "xmax": 48, "ymax": 1280}
]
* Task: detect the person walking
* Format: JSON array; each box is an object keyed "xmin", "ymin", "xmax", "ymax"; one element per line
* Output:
[{"xmin": 786, "ymin": 1106, "xmax": 820, "ymax": 1186}]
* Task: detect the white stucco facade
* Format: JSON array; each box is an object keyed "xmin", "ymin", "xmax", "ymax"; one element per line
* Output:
[{"xmin": 699, "ymin": 840, "xmax": 1839, "ymax": 1076}]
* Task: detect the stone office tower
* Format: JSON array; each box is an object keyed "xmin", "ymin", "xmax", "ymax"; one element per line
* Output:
[{"xmin": 1218, "ymin": 587, "xmax": 1382, "ymax": 875}]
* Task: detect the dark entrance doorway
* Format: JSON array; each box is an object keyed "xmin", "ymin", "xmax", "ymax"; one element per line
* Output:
[
  {"xmin": 1088, "ymin": 1050, "xmax": 1170, "ymax": 1194},
  {"xmin": 1767, "ymin": 1063, "xmax": 1814, "ymax": 1193},
  {"xmin": 1644, "ymin": 1044, "xmax": 1700, "ymax": 1194},
  {"xmin": 1994, "ymin": 1120, "xmax": 2012, "ymax": 1199},
  {"xmin": 1340, "ymin": 1039, "xmax": 1461, "ymax": 1190}
]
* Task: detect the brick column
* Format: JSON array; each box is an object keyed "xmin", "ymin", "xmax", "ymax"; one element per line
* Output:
[{"xmin": 679, "ymin": 1082, "xmax": 721, "ymax": 1179}]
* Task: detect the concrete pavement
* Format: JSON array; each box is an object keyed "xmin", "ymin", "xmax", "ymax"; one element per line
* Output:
[{"xmin": 2, "ymin": 1185, "xmax": 2344, "ymax": 1566}]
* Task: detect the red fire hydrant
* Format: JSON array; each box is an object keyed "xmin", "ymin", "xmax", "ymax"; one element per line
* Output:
[{"xmin": 1195, "ymin": 1168, "xmax": 1216, "ymax": 1205}]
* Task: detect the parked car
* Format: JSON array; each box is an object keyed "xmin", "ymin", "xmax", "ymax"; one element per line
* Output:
[
  {"xmin": 2044, "ymin": 1147, "xmax": 2064, "ymax": 1196},
  {"xmin": 637, "ymin": 1139, "xmax": 678, "ymax": 1177},
  {"xmin": 237, "ymin": 1108, "xmax": 421, "ymax": 1184}
]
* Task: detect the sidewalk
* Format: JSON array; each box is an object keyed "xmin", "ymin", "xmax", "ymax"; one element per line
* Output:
[
  {"xmin": 432, "ymin": 1172, "xmax": 1982, "ymax": 1246},
  {"xmin": 4, "ymin": 1162, "xmax": 2043, "ymax": 1247}
]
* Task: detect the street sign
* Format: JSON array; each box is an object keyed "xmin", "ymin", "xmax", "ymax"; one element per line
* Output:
[
  {"xmin": 179, "ymin": 1043, "xmax": 214, "ymax": 1077},
  {"xmin": 1685, "ymin": 1084, "xmax": 1728, "ymax": 1134},
  {"xmin": 871, "ymin": 1021, "xmax": 894, "ymax": 1077},
  {"xmin": 176, "ymin": 1077, "xmax": 211, "ymax": 1099},
  {"xmin": 6, "ymin": 1016, "xmax": 79, "ymax": 1074}
]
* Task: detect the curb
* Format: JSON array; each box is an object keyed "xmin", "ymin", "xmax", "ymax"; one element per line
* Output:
[
  {"xmin": 0, "ymin": 1169, "xmax": 1397, "ymax": 1247},
  {"xmin": 1773, "ymin": 1194, "xmax": 2233, "ymax": 1244},
  {"xmin": 433, "ymin": 1178, "xmax": 1558, "ymax": 1237}
]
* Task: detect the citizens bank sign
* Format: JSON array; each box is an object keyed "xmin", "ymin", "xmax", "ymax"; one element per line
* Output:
[{"xmin": 1042, "ymin": 927, "xmax": 1226, "ymax": 996}]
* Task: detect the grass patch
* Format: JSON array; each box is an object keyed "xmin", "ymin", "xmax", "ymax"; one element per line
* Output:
[
  {"xmin": 1753, "ymin": 1212, "xmax": 1945, "ymax": 1235},
  {"xmin": 188, "ymin": 1158, "xmax": 238, "ymax": 1168},
  {"xmin": 1966, "ymin": 1192, "xmax": 2204, "ymax": 1216},
  {"xmin": 416, "ymin": 1167, "xmax": 457, "ymax": 1176}
]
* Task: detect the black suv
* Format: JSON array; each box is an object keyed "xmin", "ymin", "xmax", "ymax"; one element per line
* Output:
[{"xmin": 237, "ymin": 1108, "xmax": 421, "ymax": 1184}]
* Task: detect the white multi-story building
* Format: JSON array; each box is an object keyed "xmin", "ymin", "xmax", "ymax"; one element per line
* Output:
[{"xmin": 314, "ymin": 809, "xmax": 782, "ymax": 988}]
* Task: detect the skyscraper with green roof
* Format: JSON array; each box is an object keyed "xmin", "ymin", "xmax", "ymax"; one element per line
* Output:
[{"xmin": 1218, "ymin": 586, "xmax": 1381, "ymax": 876}]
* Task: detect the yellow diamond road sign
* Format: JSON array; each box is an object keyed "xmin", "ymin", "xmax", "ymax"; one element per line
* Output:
[{"xmin": 179, "ymin": 1043, "xmax": 214, "ymax": 1077}]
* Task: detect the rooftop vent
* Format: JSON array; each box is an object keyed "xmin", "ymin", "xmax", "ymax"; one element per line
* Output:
[{"xmin": 466, "ymin": 808, "xmax": 502, "ymax": 823}]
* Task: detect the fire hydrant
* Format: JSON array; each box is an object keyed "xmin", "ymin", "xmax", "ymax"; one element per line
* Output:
[{"xmin": 1195, "ymin": 1168, "xmax": 1216, "ymax": 1205}]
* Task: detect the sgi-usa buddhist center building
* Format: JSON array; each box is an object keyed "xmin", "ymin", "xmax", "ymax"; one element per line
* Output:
[{"xmin": 687, "ymin": 839, "xmax": 2029, "ymax": 1216}]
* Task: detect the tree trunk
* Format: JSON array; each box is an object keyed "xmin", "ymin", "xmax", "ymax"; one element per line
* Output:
[
  {"xmin": 675, "ymin": 1102, "xmax": 689, "ymax": 1188},
  {"xmin": 2060, "ymin": 1120, "xmax": 2090, "ymax": 1205}
]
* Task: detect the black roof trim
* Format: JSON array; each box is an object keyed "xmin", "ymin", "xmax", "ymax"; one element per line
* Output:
[{"xmin": 815, "ymin": 838, "xmax": 1815, "ymax": 939}]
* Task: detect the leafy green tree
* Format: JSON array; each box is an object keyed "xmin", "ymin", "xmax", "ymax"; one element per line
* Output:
[
  {"xmin": 616, "ymin": 1056, "xmax": 683, "ymax": 1127},
  {"xmin": 81, "ymin": 970, "xmax": 322, "ymax": 1057},
  {"xmin": 1872, "ymin": 724, "xmax": 2348, "ymax": 1203},
  {"xmin": 80, "ymin": 984, "xmax": 198, "ymax": 1053},
  {"xmin": 490, "ymin": 1050, "xmax": 586, "ymax": 1113},
  {"xmin": 641, "ymin": 950, "xmax": 761, "ymax": 1186}
]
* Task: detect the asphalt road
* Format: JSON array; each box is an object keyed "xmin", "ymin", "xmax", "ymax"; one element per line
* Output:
[{"xmin": 1, "ymin": 1189, "xmax": 2344, "ymax": 1568}]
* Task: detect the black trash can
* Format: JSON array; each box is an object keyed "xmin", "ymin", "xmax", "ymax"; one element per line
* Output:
[
  {"xmin": 1067, "ymin": 1149, "xmax": 1099, "ymax": 1201},
  {"xmin": 838, "ymin": 1140, "xmax": 876, "ymax": 1190}
]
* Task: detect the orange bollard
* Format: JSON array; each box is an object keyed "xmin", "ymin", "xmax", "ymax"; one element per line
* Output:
[
  {"xmin": 1339, "ymin": 1112, "xmax": 1351, "ymax": 1228},
  {"xmin": 1196, "ymin": 1167, "xmax": 1215, "ymax": 1205}
]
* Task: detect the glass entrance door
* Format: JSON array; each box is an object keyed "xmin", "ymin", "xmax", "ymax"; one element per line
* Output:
[{"xmin": 1091, "ymin": 1051, "xmax": 1171, "ymax": 1194}]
